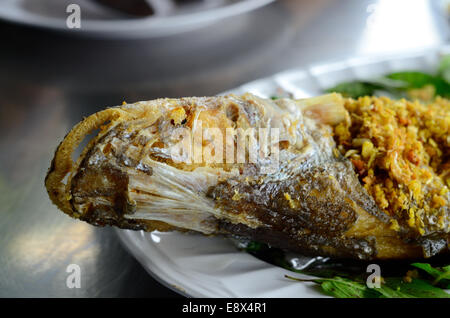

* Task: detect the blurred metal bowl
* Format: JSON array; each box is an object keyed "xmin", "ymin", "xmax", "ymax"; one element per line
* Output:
[{"xmin": 0, "ymin": 0, "xmax": 275, "ymax": 38}]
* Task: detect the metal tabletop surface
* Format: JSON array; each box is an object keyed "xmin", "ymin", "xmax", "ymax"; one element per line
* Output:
[{"xmin": 0, "ymin": 0, "xmax": 448, "ymax": 297}]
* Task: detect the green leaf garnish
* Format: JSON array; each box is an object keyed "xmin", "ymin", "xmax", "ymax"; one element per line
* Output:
[
  {"xmin": 438, "ymin": 55, "xmax": 450, "ymax": 84},
  {"xmin": 325, "ymin": 55, "xmax": 450, "ymax": 99},
  {"xmin": 244, "ymin": 241, "xmax": 266, "ymax": 252},
  {"xmin": 285, "ymin": 274, "xmax": 450, "ymax": 298},
  {"xmin": 411, "ymin": 263, "xmax": 450, "ymax": 287},
  {"xmin": 325, "ymin": 81, "xmax": 384, "ymax": 99},
  {"xmin": 386, "ymin": 71, "xmax": 450, "ymax": 98},
  {"xmin": 385, "ymin": 71, "xmax": 437, "ymax": 89},
  {"xmin": 286, "ymin": 275, "xmax": 380, "ymax": 298},
  {"xmin": 381, "ymin": 278, "xmax": 450, "ymax": 298}
]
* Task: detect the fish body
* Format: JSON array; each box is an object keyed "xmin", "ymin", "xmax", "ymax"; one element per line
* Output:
[{"xmin": 45, "ymin": 93, "xmax": 449, "ymax": 260}]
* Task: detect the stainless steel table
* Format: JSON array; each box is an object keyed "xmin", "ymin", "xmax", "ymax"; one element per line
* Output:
[{"xmin": 0, "ymin": 0, "xmax": 448, "ymax": 297}]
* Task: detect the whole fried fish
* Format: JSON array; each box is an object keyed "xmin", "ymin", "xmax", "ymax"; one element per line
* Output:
[{"xmin": 45, "ymin": 93, "xmax": 449, "ymax": 260}]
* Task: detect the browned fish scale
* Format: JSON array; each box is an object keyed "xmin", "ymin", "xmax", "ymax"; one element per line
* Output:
[{"xmin": 45, "ymin": 93, "xmax": 448, "ymax": 260}]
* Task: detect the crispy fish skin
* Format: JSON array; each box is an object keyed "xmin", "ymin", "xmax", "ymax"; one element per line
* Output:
[{"xmin": 45, "ymin": 93, "xmax": 447, "ymax": 260}]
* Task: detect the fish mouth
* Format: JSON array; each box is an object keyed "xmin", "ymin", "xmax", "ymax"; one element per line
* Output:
[{"xmin": 45, "ymin": 93, "xmax": 449, "ymax": 260}]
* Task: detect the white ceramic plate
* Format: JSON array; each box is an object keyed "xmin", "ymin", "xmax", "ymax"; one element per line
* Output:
[
  {"xmin": 116, "ymin": 46, "xmax": 450, "ymax": 297},
  {"xmin": 0, "ymin": 0, "xmax": 274, "ymax": 37}
]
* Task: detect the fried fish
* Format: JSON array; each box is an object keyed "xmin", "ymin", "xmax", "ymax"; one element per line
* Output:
[{"xmin": 45, "ymin": 93, "xmax": 449, "ymax": 260}]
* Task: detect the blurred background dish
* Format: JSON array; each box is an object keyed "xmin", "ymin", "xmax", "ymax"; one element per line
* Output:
[{"xmin": 0, "ymin": 0, "xmax": 275, "ymax": 37}]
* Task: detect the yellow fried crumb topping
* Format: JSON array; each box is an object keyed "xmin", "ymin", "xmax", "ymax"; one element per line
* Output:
[{"xmin": 334, "ymin": 96, "xmax": 449, "ymax": 236}]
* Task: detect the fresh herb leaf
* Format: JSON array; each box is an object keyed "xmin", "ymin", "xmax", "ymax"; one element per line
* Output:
[
  {"xmin": 438, "ymin": 55, "xmax": 450, "ymax": 84},
  {"xmin": 244, "ymin": 241, "xmax": 265, "ymax": 252},
  {"xmin": 286, "ymin": 275, "xmax": 379, "ymax": 298},
  {"xmin": 286, "ymin": 275, "xmax": 450, "ymax": 298},
  {"xmin": 412, "ymin": 263, "xmax": 450, "ymax": 287},
  {"xmin": 325, "ymin": 56, "xmax": 450, "ymax": 99},
  {"xmin": 385, "ymin": 71, "xmax": 437, "ymax": 89},
  {"xmin": 244, "ymin": 242, "xmax": 295, "ymax": 271},
  {"xmin": 319, "ymin": 277, "xmax": 380, "ymax": 298},
  {"xmin": 382, "ymin": 278, "xmax": 450, "ymax": 298},
  {"xmin": 441, "ymin": 69, "xmax": 450, "ymax": 85},
  {"xmin": 411, "ymin": 263, "xmax": 443, "ymax": 279},
  {"xmin": 325, "ymin": 81, "xmax": 384, "ymax": 98},
  {"xmin": 432, "ymin": 78, "xmax": 450, "ymax": 98},
  {"xmin": 385, "ymin": 71, "xmax": 450, "ymax": 98}
]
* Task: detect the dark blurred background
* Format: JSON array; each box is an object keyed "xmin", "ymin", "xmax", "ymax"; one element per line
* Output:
[{"xmin": 0, "ymin": 0, "xmax": 448, "ymax": 297}]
